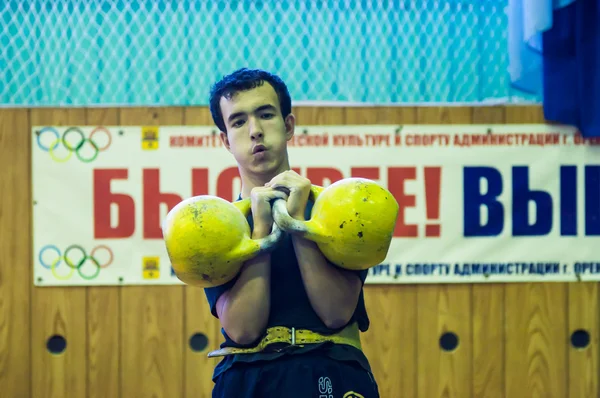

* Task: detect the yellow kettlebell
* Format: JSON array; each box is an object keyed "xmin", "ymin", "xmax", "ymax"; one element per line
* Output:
[
  {"xmin": 162, "ymin": 195, "xmax": 282, "ymax": 287},
  {"xmin": 272, "ymin": 178, "xmax": 399, "ymax": 270}
]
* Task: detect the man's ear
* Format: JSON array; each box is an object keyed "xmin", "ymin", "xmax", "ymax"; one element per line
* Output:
[
  {"xmin": 284, "ymin": 113, "xmax": 296, "ymax": 141},
  {"xmin": 219, "ymin": 131, "xmax": 231, "ymax": 152}
]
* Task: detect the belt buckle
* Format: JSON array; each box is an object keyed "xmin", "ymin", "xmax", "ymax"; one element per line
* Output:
[
  {"xmin": 271, "ymin": 327, "xmax": 297, "ymax": 353},
  {"xmin": 264, "ymin": 326, "xmax": 297, "ymax": 354}
]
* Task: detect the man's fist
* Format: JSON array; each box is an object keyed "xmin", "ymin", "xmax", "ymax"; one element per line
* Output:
[
  {"xmin": 250, "ymin": 186, "xmax": 288, "ymax": 237},
  {"xmin": 264, "ymin": 170, "xmax": 311, "ymax": 220}
]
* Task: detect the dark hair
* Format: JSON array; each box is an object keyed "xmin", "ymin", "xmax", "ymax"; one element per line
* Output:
[{"xmin": 209, "ymin": 68, "xmax": 292, "ymax": 132}]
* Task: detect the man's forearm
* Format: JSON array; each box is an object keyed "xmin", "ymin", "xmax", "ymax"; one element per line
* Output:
[
  {"xmin": 216, "ymin": 228, "xmax": 272, "ymax": 345},
  {"xmin": 291, "ymin": 235, "xmax": 362, "ymax": 329}
]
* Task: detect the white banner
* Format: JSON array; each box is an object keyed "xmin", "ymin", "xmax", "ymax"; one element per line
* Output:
[{"xmin": 31, "ymin": 124, "xmax": 600, "ymax": 286}]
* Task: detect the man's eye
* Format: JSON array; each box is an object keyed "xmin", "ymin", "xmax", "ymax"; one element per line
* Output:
[
  {"xmin": 261, "ymin": 113, "xmax": 274, "ymax": 119},
  {"xmin": 232, "ymin": 120, "xmax": 245, "ymax": 127}
]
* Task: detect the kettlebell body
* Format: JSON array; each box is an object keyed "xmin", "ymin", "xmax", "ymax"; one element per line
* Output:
[
  {"xmin": 162, "ymin": 195, "xmax": 281, "ymax": 287},
  {"xmin": 273, "ymin": 178, "xmax": 399, "ymax": 270}
]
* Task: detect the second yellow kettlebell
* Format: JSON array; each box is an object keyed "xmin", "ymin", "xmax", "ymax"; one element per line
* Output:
[{"xmin": 272, "ymin": 177, "xmax": 399, "ymax": 270}]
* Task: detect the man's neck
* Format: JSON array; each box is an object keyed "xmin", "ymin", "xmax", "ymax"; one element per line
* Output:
[{"xmin": 239, "ymin": 163, "xmax": 290, "ymax": 199}]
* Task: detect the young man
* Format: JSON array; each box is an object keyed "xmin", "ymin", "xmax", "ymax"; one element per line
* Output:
[{"xmin": 204, "ymin": 68, "xmax": 379, "ymax": 398}]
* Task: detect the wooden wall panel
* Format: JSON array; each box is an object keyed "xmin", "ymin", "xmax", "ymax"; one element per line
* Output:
[
  {"xmin": 85, "ymin": 108, "xmax": 121, "ymax": 398},
  {"xmin": 361, "ymin": 287, "xmax": 417, "ymax": 397},
  {"xmin": 505, "ymin": 106, "xmax": 568, "ymax": 398},
  {"xmin": 415, "ymin": 107, "xmax": 473, "ymax": 398},
  {"xmin": 470, "ymin": 106, "xmax": 506, "ymax": 398},
  {"xmin": 119, "ymin": 108, "xmax": 185, "ymax": 398},
  {"xmin": 505, "ymin": 283, "xmax": 568, "ymax": 398},
  {"xmin": 30, "ymin": 109, "xmax": 88, "ymax": 398},
  {"xmin": 569, "ymin": 283, "xmax": 599, "ymax": 398},
  {"xmin": 294, "ymin": 106, "xmax": 345, "ymax": 125},
  {"xmin": 0, "ymin": 104, "xmax": 597, "ymax": 398},
  {"xmin": 0, "ymin": 109, "xmax": 31, "ymax": 398}
]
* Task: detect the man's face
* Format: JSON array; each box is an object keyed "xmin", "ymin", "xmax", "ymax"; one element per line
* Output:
[{"xmin": 218, "ymin": 82, "xmax": 294, "ymax": 177}]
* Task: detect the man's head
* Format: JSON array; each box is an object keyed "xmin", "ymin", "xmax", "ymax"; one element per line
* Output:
[{"xmin": 209, "ymin": 68, "xmax": 295, "ymax": 178}]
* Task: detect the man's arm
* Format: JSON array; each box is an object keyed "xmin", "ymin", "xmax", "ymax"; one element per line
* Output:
[
  {"xmin": 291, "ymin": 235, "xmax": 363, "ymax": 329},
  {"xmin": 215, "ymin": 244, "xmax": 271, "ymax": 345},
  {"xmin": 265, "ymin": 170, "xmax": 364, "ymax": 329},
  {"xmin": 213, "ymin": 187, "xmax": 288, "ymax": 345}
]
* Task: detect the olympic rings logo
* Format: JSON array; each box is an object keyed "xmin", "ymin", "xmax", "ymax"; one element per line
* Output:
[
  {"xmin": 35, "ymin": 126, "xmax": 112, "ymax": 163},
  {"xmin": 38, "ymin": 244, "xmax": 114, "ymax": 281}
]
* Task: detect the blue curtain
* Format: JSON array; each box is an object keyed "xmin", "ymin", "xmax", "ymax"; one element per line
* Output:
[{"xmin": 509, "ymin": 0, "xmax": 599, "ymax": 137}]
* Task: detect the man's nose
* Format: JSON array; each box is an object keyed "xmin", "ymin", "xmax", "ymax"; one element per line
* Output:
[{"xmin": 249, "ymin": 118, "xmax": 263, "ymax": 140}]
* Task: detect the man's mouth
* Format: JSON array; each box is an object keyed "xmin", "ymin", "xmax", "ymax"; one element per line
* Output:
[{"xmin": 253, "ymin": 145, "xmax": 267, "ymax": 154}]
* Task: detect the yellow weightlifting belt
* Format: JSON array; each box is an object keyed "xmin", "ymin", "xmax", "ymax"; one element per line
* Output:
[{"xmin": 207, "ymin": 322, "xmax": 362, "ymax": 358}]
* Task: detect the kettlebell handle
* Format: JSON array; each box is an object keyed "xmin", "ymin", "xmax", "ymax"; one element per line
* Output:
[
  {"xmin": 272, "ymin": 198, "xmax": 308, "ymax": 234},
  {"xmin": 271, "ymin": 185, "xmax": 325, "ymax": 241}
]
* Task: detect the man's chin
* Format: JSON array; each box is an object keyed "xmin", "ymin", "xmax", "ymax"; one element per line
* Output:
[{"xmin": 246, "ymin": 161, "xmax": 281, "ymax": 177}]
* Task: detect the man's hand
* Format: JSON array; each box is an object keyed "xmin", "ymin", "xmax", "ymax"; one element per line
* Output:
[
  {"xmin": 264, "ymin": 170, "xmax": 311, "ymax": 220},
  {"xmin": 250, "ymin": 186, "xmax": 289, "ymax": 236}
]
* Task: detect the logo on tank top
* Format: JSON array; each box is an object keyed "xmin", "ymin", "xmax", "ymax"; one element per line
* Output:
[
  {"xmin": 342, "ymin": 392, "xmax": 365, "ymax": 398},
  {"xmin": 318, "ymin": 376, "xmax": 333, "ymax": 398}
]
